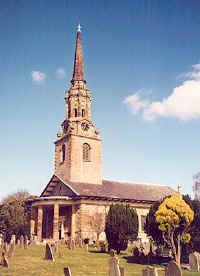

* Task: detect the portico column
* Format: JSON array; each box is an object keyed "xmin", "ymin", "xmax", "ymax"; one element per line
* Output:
[
  {"xmin": 37, "ymin": 206, "xmax": 43, "ymax": 241},
  {"xmin": 53, "ymin": 203, "xmax": 59, "ymax": 241},
  {"xmin": 138, "ymin": 214, "xmax": 142, "ymax": 235},
  {"xmin": 30, "ymin": 207, "xmax": 36, "ymax": 236},
  {"xmin": 71, "ymin": 205, "xmax": 76, "ymax": 239}
]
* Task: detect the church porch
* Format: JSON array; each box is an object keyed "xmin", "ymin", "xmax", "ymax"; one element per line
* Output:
[{"xmin": 30, "ymin": 197, "xmax": 78, "ymax": 242}]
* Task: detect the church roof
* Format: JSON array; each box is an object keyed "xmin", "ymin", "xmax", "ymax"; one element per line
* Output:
[{"xmin": 40, "ymin": 175, "xmax": 175, "ymax": 203}]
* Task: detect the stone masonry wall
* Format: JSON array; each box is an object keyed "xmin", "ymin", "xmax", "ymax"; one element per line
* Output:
[{"xmin": 77, "ymin": 201, "xmax": 150, "ymax": 241}]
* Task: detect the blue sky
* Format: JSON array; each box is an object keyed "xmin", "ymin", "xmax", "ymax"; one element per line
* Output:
[{"xmin": 1, "ymin": 0, "xmax": 200, "ymax": 200}]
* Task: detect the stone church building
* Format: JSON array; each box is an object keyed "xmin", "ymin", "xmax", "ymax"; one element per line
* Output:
[{"xmin": 30, "ymin": 26, "xmax": 175, "ymax": 242}]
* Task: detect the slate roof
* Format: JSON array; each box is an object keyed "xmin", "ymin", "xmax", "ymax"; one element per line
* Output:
[{"xmin": 40, "ymin": 175, "xmax": 175, "ymax": 203}]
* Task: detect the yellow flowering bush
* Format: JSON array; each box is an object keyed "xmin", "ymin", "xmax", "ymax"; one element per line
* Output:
[
  {"xmin": 155, "ymin": 193, "xmax": 194, "ymax": 264},
  {"xmin": 155, "ymin": 194, "xmax": 194, "ymax": 232}
]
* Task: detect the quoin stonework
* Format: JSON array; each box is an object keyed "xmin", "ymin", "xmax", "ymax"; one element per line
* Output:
[{"xmin": 29, "ymin": 26, "xmax": 175, "ymax": 242}]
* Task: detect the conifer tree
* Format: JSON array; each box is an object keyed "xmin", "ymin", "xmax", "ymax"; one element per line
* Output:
[{"xmin": 105, "ymin": 204, "xmax": 138, "ymax": 254}]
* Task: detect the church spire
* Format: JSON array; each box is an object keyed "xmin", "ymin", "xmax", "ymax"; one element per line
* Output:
[{"xmin": 71, "ymin": 24, "xmax": 86, "ymax": 84}]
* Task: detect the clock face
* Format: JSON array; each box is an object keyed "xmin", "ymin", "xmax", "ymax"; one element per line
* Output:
[{"xmin": 81, "ymin": 122, "xmax": 89, "ymax": 131}]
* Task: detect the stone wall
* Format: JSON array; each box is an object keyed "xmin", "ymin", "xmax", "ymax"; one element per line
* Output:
[
  {"xmin": 54, "ymin": 135, "xmax": 102, "ymax": 185},
  {"xmin": 76, "ymin": 201, "xmax": 150, "ymax": 241}
]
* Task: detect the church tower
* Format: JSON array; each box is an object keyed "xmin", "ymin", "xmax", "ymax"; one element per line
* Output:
[{"xmin": 54, "ymin": 25, "xmax": 102, "ymax": 185}]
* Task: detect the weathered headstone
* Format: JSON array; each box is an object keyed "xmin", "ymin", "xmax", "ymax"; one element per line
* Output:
[
  {"xmin": 3, "ymin": 242, "xmax": 9, "ymax": 254},
  {"xmin": 189, "ymin": 252, "xmax": 199, "ymax": 271},
  {"xmin": 119, "ymin": 267, "xmax": 125, "ymax": 276},
  {"xmin": 54, "ymin": 241, "xmax": 59, "ymax": 253},
  {"xmin": 194, "ymin": 251, "xmax": 200, "ymax": 259},
  {"xmin": 78, "ymin": 238, "xmax": 82, "ymax": 248},
  {"xmin": 61, "ymin": 238, "xmax": 65, "ymax": 245},
  {"xmin": 20, "ymin": 235, "xmax": 24, "ymax": 248},
  {"xmin": 17, "ymin": 239, "xmax": 20, "ymax": 246},
  {"xmin": 11, "ymin": 234, "xmax": 16, "ymax": 246},
  {"xmin": 45, "ymin": 243, "xmax": 54, "ymax": 261},
  {"xmin": 66, "ymin": 239, "xmax": 70, "ymax": 249},
  {"xmin": 7, "ymin": 242, "xmax": 15, "ymax": 258},
  {"xmin": 70, "ymin": 239, "xmax": 75, "ymax": 250},
  {"xmin": 143, "ymin": 242, "xmax": 150, "ymax": 256},
  {"xmin": 64, "ymin": 267, "xmax": 72, "ymax": 276},
  {"xmin": 85, "ymin": 244, "xmax": 88, "ymax": 252},
  {"xmin": 2, "ymin": 252, "xmax": 9, "ymax": 267},
  {"xmin": 108, "ymin": 251, "xmax": 120, "ymax": 276},
  {"xmin": 24, "ymin": 235, "xmax": 28, "ymax": 249},
  {"xmin": 165, "ymin": 261, "xmax": 181, "ymax": 276},
  {"xmin": 142, "ymin": 266, "xmax": 158, "ymax": 276}
]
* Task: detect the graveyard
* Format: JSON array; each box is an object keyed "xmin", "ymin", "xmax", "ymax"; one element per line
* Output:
[{"xmin": 0, "ymin": 242, "xmax": 200, "ymax": 276}]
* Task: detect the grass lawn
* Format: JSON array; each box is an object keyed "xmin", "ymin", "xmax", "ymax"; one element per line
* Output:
[{"xmin": 0, "ymin": 244, "xmax": 199, "ymax": 276}]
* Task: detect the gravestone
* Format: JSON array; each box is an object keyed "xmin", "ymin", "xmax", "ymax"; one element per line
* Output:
[
  {"xmin": 165, "ymin": 261, "xmax": 181, "ymax": 276},
  {"xmin": 0, "ymin": 234, "xmax": 3, "ymax": 247},
  {"xmin": 78, "ymin": 238, "xmax": 82, "ymax": 248},
  {"xmin": 7, "ymin": 242, "xmax": 15, "ymax": 258},
  {"xmin": 20, "ymin": 235, "xmax": 24, "ymax": 248},
  {"xmin": 61, "ymin": 238, "xmax": 65, "ymax": 245},
  {"xmin": 17, "ymin": 239, "xmax": 20, "ymax": 246},
  {"xmin": 11, "ymin": 235, "xmax": 16, "ymax": 246},
  {"xmin": 66, "ymin": 239, "xmax": 71, "ymax": 249},
  {"xmin": 194, "ymin": 251, "xmax": 200, "ymax": 259},
  {"xmin": 3, "ymin": 242, "xmax": 9, "ymax": 254},
  {"xmin": 143, "ymin": 242, "xmax": 150, "ymax": 256},
  {"xmin": 142, "ymin": 266, "xmax": 158, "ymax": 276},
  {"xmin": 119, "ymin": 267, "xmax": 124, "ymax": 276},
  {"xmin": 64, "ymin": 267, "xmax": 72, "ymax": 276},
  {"xmin": 108, "ymin": 254, "xmax": 121, "ymax": 276},
  {"xmin": 45, "ymin": 243, "xmax": 54, "ymax": 261},
  {"xmin": 24, "ymin": 235, "xmax": 28, "ymax": 249},
  {"xmin": 189, "ymin": 252, "xmax": 199, "ymax": 271},
  {"xmin": 70, "ymin": 239, "xmax": 75, "ymax": 250},
  {"xmin": 54, "ymin": 241, "xmax": 59, "ymax": 253},
  {"xmin": 85, "ymin": 244, "xmax": 88, "ymax": 252},
  {"xmin": 2, "ymin": 252, "xmax": 9, "ymax": 267}
]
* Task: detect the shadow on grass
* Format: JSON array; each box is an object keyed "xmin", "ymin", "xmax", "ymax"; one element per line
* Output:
[
  {"xmin": 123, "ymin": 255, "xmax": 171, "ymax": 266},
  {"xmin": 89, "ymin": 250, "xmax": 104, "ymax": 253}
]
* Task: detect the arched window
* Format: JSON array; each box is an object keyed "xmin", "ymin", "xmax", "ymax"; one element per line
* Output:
[
  {"xmin": 74, "ymin": 108, "xmax": 78, "ymax": 117},
  {"xmin": 83, "ymin": 143, "xmax": 91, "ymax": 162},
  {"xmin": 82, "ymin": 109, "xmax": 85, "ymax": 117},
  {"xmin": 61, "ymin": 144, "xmax": 65, "ymax": 163}
]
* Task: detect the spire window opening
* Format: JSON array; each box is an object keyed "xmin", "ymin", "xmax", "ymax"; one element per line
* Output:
[
  {"xmin": 74, "ymin": 108, "xmax": 78, "ymax": 117},
  {"xmin": 83, "ymin": 143, "xmax": 91, "ymax": 162},
  {"xmin": 82, "ymin": 109, "xmax": 85, "ymax": 117}
]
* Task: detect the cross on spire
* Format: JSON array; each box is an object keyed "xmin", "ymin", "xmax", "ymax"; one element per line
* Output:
[{"xmin": 77, "ymin": 24, "xmax": 81, "ymax": 32}]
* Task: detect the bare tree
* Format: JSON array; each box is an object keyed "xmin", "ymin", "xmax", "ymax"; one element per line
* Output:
[{"xmin": 1, "ymin": 189, "xmax": 30, "ymax": 204}]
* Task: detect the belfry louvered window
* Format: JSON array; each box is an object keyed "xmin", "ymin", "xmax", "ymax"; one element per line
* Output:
[
  {"xmin": 61, "ymin": 144, "xmax": 65, "ymax": 162},
  {"xmin": 82, "ymin": 109, "xmax": 85, "ymax": 117},
  {"xmin": 83, "ymin": 143, "xmax": 91, "ymax": 162}
]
